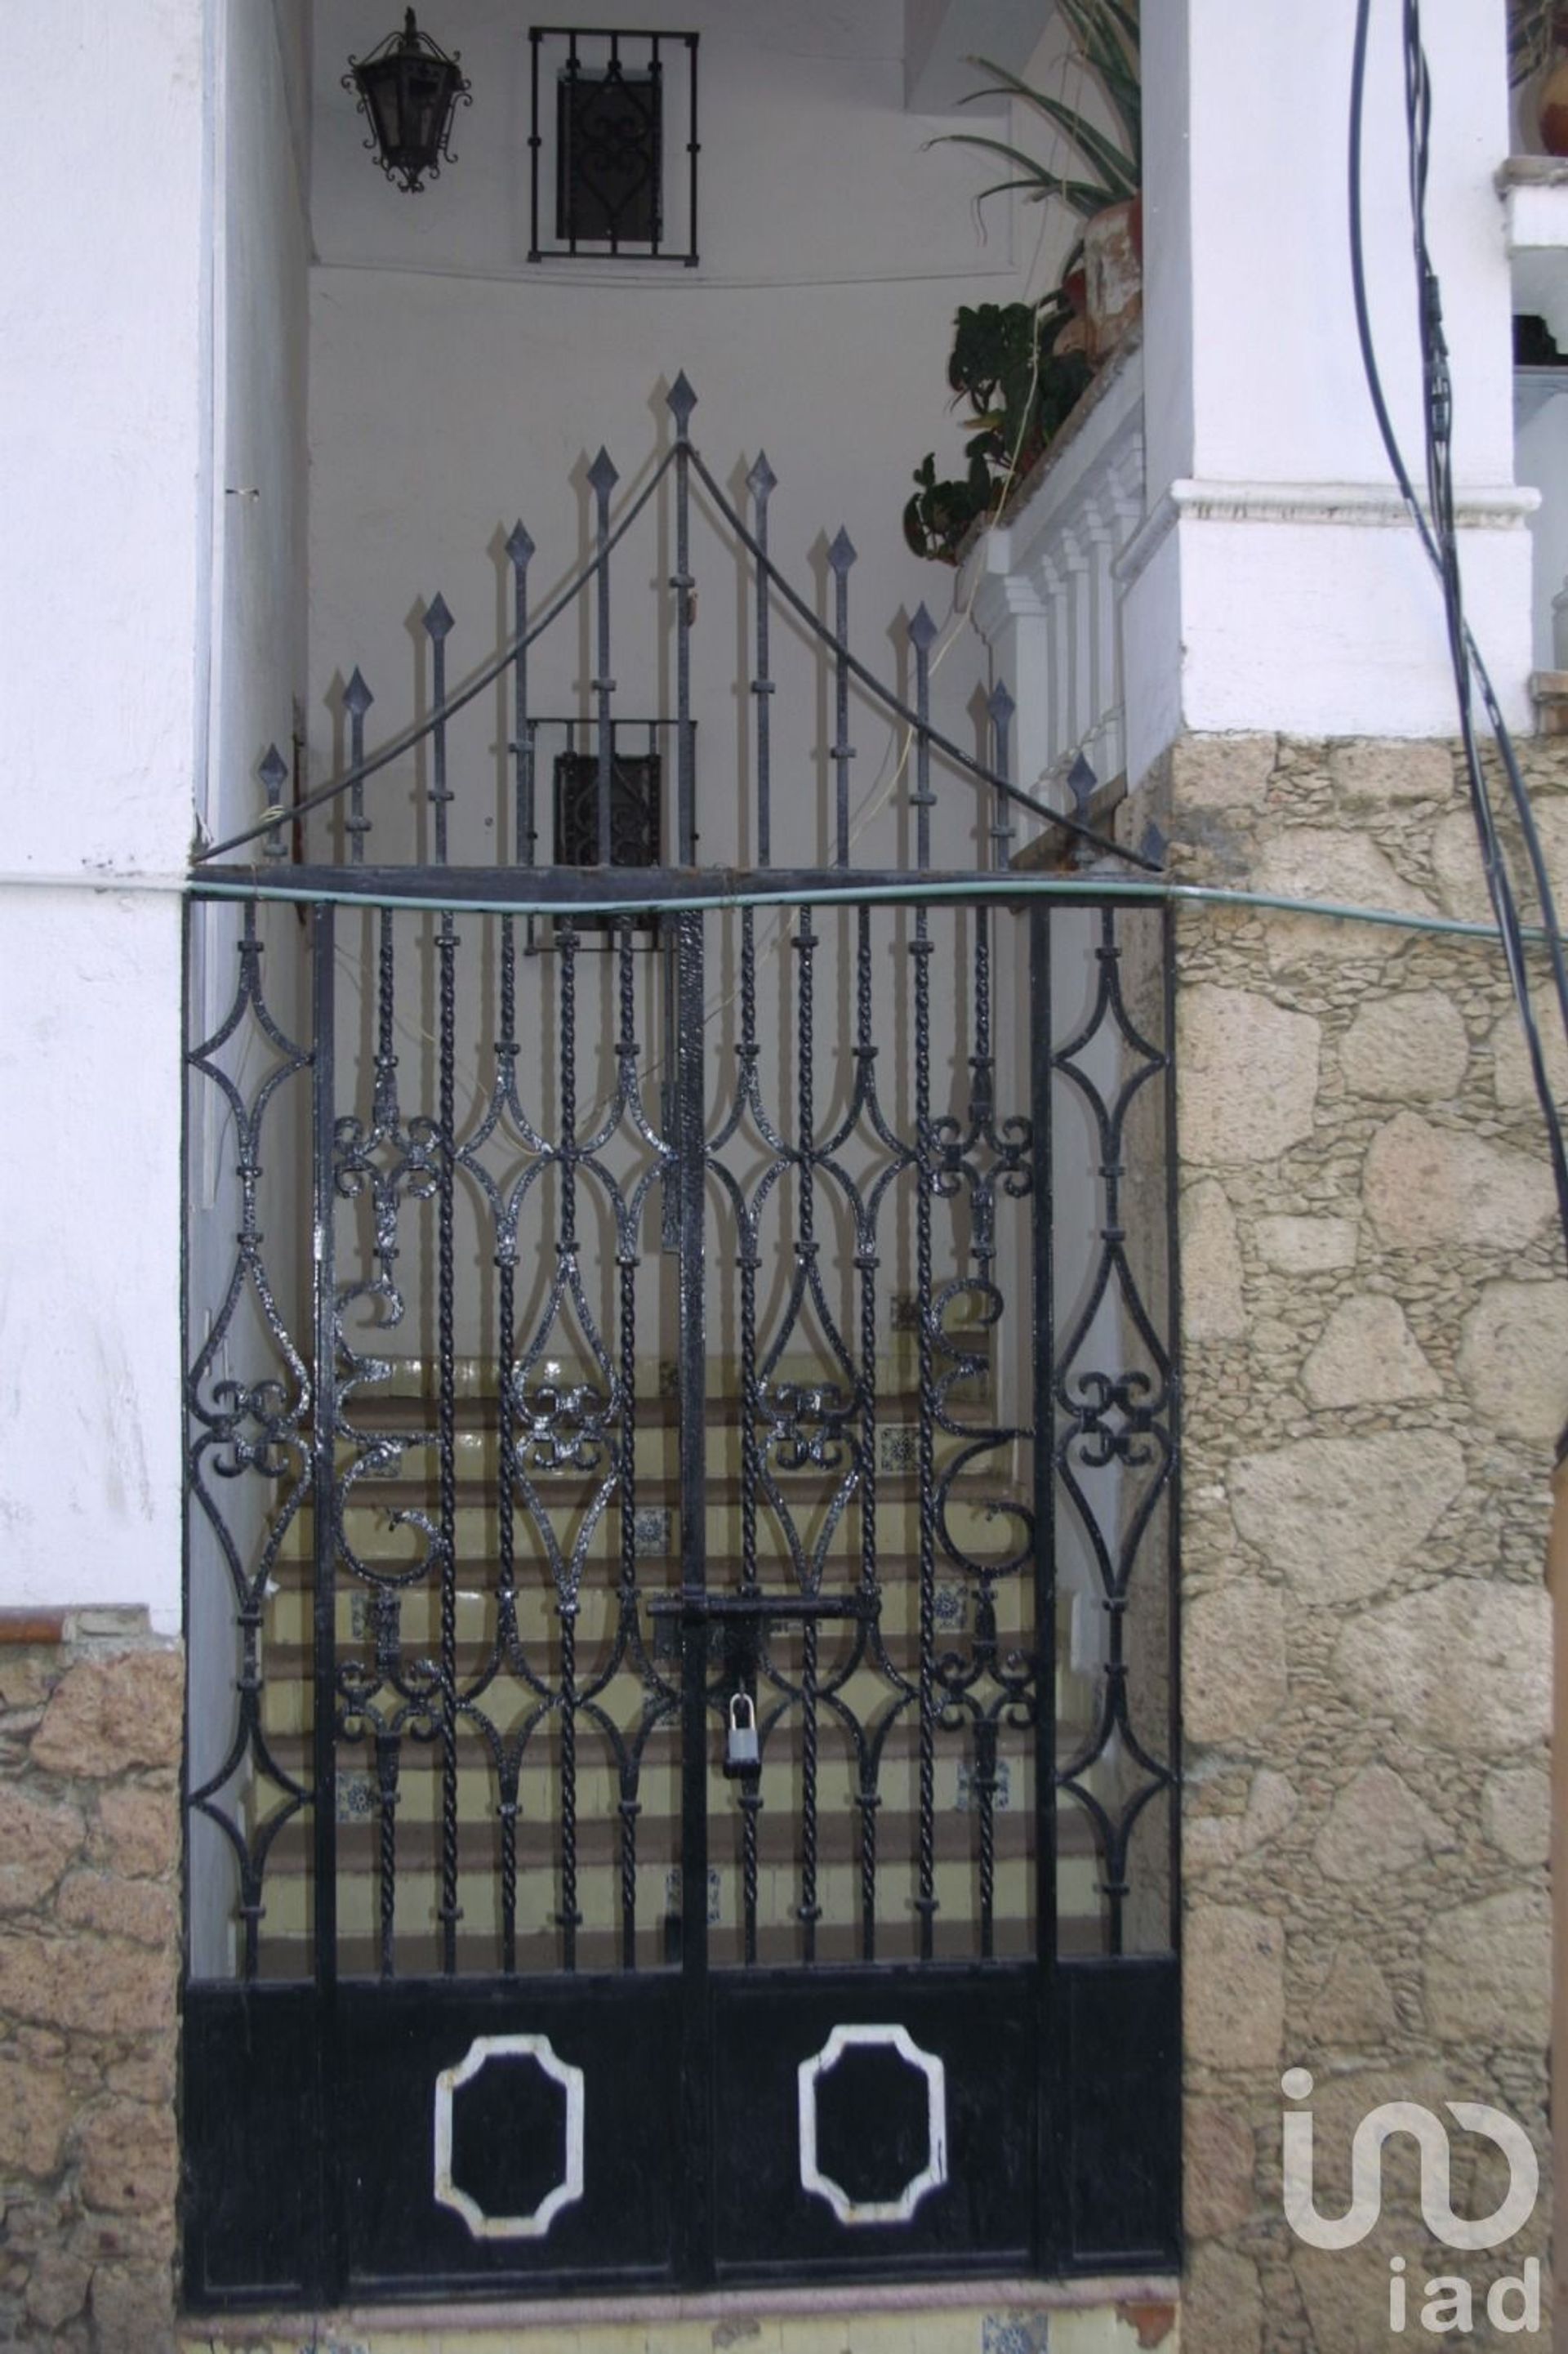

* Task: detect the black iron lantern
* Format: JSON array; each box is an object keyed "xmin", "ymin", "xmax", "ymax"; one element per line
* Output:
[{"xmin": 343, "ymin": 9, "xmax": 471, "ymax": 194}]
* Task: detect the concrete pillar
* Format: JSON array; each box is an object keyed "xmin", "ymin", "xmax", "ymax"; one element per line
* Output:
[{"xmin": 1124, "ymin": 0, "xmax": 1534, "ymax": 778}]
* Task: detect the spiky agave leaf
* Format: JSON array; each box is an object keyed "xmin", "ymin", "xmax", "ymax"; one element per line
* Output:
[
  {"xmin": 929, "ymin": 130, "xmax": 1121, "ymax": 216},
  {"xmin": 956, "ymin": 74, "xmax": 1138, "ymax": 198}
]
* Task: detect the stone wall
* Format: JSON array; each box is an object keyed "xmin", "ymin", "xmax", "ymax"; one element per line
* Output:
[
  {"xmin": 1123, "ymin": 733, "xmax": 1566, "ymax": 2352},
  {"xmin": 0, "ymin": 1613, "xmax": 182, "ymax": 2352}
]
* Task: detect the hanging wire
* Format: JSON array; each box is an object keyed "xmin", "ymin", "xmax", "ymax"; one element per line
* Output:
[{"xmin": 1348, "ymin": 0, "xmax": 1568, "ymax": 1263}]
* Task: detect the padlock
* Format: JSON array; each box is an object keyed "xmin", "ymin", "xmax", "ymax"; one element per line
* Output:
[{"xmin": 724, "ymin": 1691, "xmax": 760, "ymax": 1773}]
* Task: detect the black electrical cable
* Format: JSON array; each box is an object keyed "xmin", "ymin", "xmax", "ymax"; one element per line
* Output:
[{"xmin": 1348, "ymin": 0, "xmax": 1568, "ymax": 1261}]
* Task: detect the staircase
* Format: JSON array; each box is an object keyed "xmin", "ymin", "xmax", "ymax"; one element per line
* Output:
[{"xmin": 249, "ymin": 1349, "xmax": 1109, "ymax": 1981}]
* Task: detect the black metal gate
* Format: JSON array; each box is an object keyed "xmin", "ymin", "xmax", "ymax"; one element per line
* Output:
[{"xmin": 182, "ymin": 381, "xmax": 1179, "ymax": 2309}]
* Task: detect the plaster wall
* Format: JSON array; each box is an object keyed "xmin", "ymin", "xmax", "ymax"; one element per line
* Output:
[
  {"xmin": 303, "ymin": 0, "xmax": 1069, "ymax": 1380},
  {"xmin": 0, "ymin": 0, "xmax": 215, "ymax": 1633},
  {"xmin": 1515, "ymin": 374, "xmax": 1568, "ymax": 671}
]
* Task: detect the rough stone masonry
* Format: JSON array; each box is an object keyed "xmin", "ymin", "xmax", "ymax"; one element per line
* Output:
[
  {"xmin": 1118, "ymin": 732, "xmax": 1566, "ymax": 2354},
  {"xmin": 0, "ymin": 1616, "xmax": 182, "ymax": 2352}
]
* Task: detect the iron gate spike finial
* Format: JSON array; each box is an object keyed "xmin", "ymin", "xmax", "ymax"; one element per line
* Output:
[
  {"xmin": 1067, "ymin": 751, "xmax": 1098, "ymax": 815},
  {"xmin": 987, "ymin": 680, "xmax": 1015, "ymax": 728},
  {"xmin": 586, "ymin": 448, "xmax": 619, "ymax": 498},
  {"xmin": 826, "ymin": 527, "xmax": 858, "ymax": 575},
  {"xmin": 505, "ymin": 519, "xmax": 535, "ymax": 570},
  {"xmin": 908, "ymin": 603, "xmax": 938, "ymax": 655},
  {"xmin": 258, "ymin": 743, "xmax": 290, "ymax": 863},
  {"xmin": 424, "ymin": 591, "xmax": 454, "ymax": 640},
  {"xmin": 746, "ymin": 449, "xmax": 777, "ymax": 505},
  {"xmin": 343, "ymin": 667, "xmax": 374, "ymax": 717},
  {"xmin": 666, "ymin": 371, "xmax": 698, "ymax": 437}
]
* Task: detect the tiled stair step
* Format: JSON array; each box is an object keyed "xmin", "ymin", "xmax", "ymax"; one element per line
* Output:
[
  {"xmin": 251, "ymin": 1845, "xmax": 1092, "ymax": 1939},
  {"xmin": 332, "ymin": 1416, "xmax": 1013, "ymax": 1485},
  {"xmin": 265, "ymin": 1803, "xmax": 1092, "ymax": 1877},
  {"xmin": 345, "ymin": 1353, "xmax": 995, "ymax": 1407},
  {"xmin": 256, "ymin": 1710, "xmax": 1098, "ymax": 1791},
  {"xmin": 256, "ymin": 1675, "xmax": 1098, "ymax": 1748},
  {"xmin": 272, "ymin": 1491, "xmax": 1031, "ymax": 1569},
  {"xmin": 251, "ymin": 1909, "xmax": 1108, "ymax": 1980},
  {"xmin": 258, "ymin": 1568, "xmax": 1053, "ymax": 1652}
]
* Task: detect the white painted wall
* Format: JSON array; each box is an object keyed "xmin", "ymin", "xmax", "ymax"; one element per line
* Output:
[
  {"xmin": 1515, "ymin": 373, "xmax": 1568, "ymax": 670},
  {"xmin": 302, "ymin": 1, "xmax": 1058, "ymax": 1381},
  {"xmin": 1127, "ymin": 0, "xmax": 1534, "ymax": 776},
  {"xmin": 0, "ymin": 0, "xmax": 212, "ymax": 1634}
]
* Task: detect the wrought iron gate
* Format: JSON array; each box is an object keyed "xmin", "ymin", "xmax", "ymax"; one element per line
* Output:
[{"xmin": 182, "ymin": 381, "xmax": 1180, "ymax": 2308}]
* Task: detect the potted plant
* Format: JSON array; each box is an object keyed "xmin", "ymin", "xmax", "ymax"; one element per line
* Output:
[{"xmin": 904, "ymin": 0, "xmax": 1140, "ymax": 564}]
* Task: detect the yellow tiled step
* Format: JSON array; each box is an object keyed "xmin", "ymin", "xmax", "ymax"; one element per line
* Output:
[
  {"xmin": 272, "ymin": 1488, "xmax": 1032, "ymax": 1572},
  {"xmin": 331, "ymin": 1411, "xmax": 1018, "ymax": 1488},
  {"xmin": 252, "ymin": 1851, "xmax": 1086, "ymax": 1955}
]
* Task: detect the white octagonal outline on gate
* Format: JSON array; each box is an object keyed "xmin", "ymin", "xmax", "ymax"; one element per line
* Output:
[
  {"xmin": 797, "ymin": 2023, "xmax": 948, "ymax": 2227},
  {"xmin": 433, "ymin": 2032, "xmax": 585, "ymax": 2241}
]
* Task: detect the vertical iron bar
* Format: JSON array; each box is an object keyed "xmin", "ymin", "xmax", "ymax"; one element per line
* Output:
[
  {"xmin": 648, "ymin": 35, "xmax": 664, "ymax": 256},
  {"xmin": 1031, "ymin": 898, "xmax": 1054, "ymax": 1968},
  {"xmin": 608, "ymin": 33, "xmax": 622, "ymax": 256},
  {"xmin": 912, "ymin": 906, "xmax": 937, "ymax": 1960},
  {"xmin": 436, "ymin": 904, "xmax": 460, "ymax": 1974},
  {"xmin": 565, "ymin": 35, "xmax": 580, "ymax": 257},
  {"xmin": 497, "ymin": 915, "xmax": 519, "ymax": 1973},
  {"xmin": 909, "ymin": 605, "xmax": 936, "ymax": 875},
  {"xmin": 617, "ymin": 921, "xmax": 641, "ymax": 1970},
  {"xmin": 988, "ymin": 681, "xmax": 1017, "ymax": 872},
  {"xmin": 685, "ymin": 36, "xmax": 700, "ymax": 266},
  {"xmin": 855, "ymin": 901, "xmax": 879, "ymax": 1959},
  {"xmin": 675, "ymin": 908, "xmax": 712, "ymax": 2280},
  {"xmin": 506, "ymin": 524, "xmax": 535, "ymax": 867},
  {"xmin": 587, "ymin": 452, "xmax": 618, "ymax": 867},
  {"xmin": 260, "ymin": 744, "xmax": 289, "ymax": 866},
  {"xmin": 308, "ymin": 894, "xmax": 347, "ymax": 2299},
  {"xmin": 794, "ymin": 900, "xmax": 819, "ymax": 1955},
  {"xmin": 668, "ymin": 373, "xmax": 697, "ymax": 863},
  {"xmin": 747, "ymin": 453, "xmax": 776, "ymax": 866},
  {"xmin": 1030, "ymin": 900, "xmax": 1060, "ymax": 2258},
  {"xmin": 827, "ymin": 531, "xmax": 856, "ymax": 867},
  {"xmin": 737, "ymin": 906, "xmax": 761, "ymax": 1965},
  {"xmin": 425, "ymin": 596, "xmax": 454, "ymax": 867},
  {"xmin": 558, "ymin": 923, "xmax": 581, "ymax": 1969},
  {"xmin": 310, "ymin": 905, "xmax": 339, "ymax": 1992},
  {"xmin": 344, "ymin": 671, "xmax": 372, "ymax": 866},
  {"xmin": 1160, "ymin": 900, "xmax": 1184, "ymax": 1955},
  {"xmin": 528, "ymin": 30, "xmax": 542, "ymax": 262}
]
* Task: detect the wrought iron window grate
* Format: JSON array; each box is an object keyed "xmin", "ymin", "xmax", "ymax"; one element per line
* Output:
[{"xmin": 530, "ymin": 27, "xmax": 699, "ymax": 265}]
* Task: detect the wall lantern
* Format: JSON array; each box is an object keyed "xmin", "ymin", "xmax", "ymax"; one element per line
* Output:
[{"xmin": 343, "ymin": 9, "xmax": 472, "ymax": 194}]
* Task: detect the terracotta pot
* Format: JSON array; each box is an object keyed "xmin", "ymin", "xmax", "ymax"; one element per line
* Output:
[{"xmin": 1084, "ymin": 195, "xmax": 1144, "ymax": 366}]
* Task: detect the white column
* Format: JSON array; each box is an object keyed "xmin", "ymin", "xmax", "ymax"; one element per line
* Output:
[
  {"xmin": 1, "ymin": 0, "xmax": 213, "ymax": 1634},
  {"xmin": 1123, "ymin": 0, "xmax": 1533, "ymax": 778}
]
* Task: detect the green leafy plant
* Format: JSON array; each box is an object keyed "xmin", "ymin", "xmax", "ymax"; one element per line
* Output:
[
  {"xmin": 931, "ymin": 0, "xmax": 1140, "ymax": 219},
  {"xmin": 903, "ymin": 300, "xmax": 1092, "ymax": 564},
  {"xmin": 906, "ymin": 0, "xmax": 1142, "ymax": 564},
  {"xmin": 1511, "ymin": 0, "xmax": 1566, "ymax": 85}
]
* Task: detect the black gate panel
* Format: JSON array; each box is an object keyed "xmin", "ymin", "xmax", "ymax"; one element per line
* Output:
[
  {"xmin": 332, "ymin": 1976, "xmax": 681, "ymax": 2297},
  {"xmin": 1059, "ymin": 1956, "xmax": 1181, "ymax": 2273},
  {"xmin": 711, "ymin": 1963, "xmax": 1035, "ymax": 2280},
  {"xmin": 182, "ymin": 1985, "xmax": 325, "ymax": 2307}
]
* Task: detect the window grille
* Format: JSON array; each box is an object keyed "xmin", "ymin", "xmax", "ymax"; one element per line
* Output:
[{"xmin": 529, "ymin": 28, "xmax": 699, "ymax": 265}]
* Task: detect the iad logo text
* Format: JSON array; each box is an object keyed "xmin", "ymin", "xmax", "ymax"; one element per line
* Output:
[{"xmin": 1281, "ymin": 2067, "xmax": 1542, "ymax": 2336}]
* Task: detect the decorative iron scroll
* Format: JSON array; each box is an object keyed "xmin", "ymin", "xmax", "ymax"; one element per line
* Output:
[{"xmin": 184, "ymin": 374, "xmax": 1176, "ymax": 1987}]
